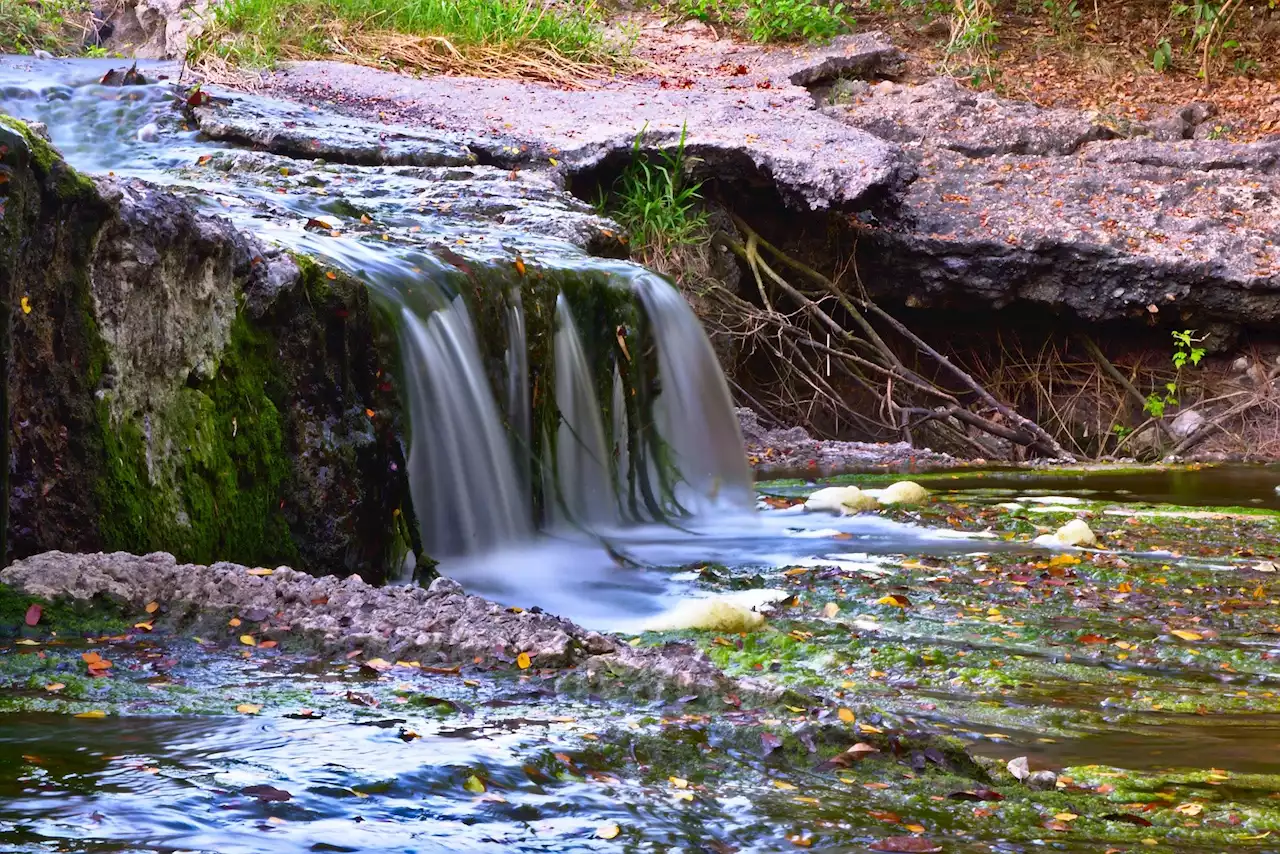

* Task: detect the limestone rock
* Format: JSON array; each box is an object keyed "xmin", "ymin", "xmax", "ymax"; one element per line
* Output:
[
  {"xmin": 639, "ymin": 589, "xmax": 790, "ymax": 633},
  {"xmin": 1034, "ymin": 519, "xmax": 1098, "ymax": 548},
  {"xmin": 805, "ymin": 486, "xmax": 881, "ymax": 514},
  {"xmin": 103, "ymin": 0, "xmax": 211, "ymax": 59},
  {"xmin": 0, "ymin": 551, "xmax": 747, "ymax": 697},
  {"xmin": 878, "ymin": 480, "xmax": 929, "ymax": 505}
]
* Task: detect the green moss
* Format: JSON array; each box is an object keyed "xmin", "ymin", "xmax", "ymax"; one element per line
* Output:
[
  {"xmin": 0, "ymin": 584, "xmax": 130, "ymax": 637},
  {"xmin": 0, "ymin": 114, "xmax": 96, "ymax": 201},
  {"xmin": 96, "ymin": 314, "xmax": 297, "ymax": 565}
]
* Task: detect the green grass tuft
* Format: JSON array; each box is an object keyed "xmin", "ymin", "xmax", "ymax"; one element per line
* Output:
[
  {"xmin": 196, "ymin": 0, "xmax": 618, "ymax": 74},
  {"xmin": 602, "ymin": 124, "xmax": 709, "ymax": 259},
  {"xmin": 0, "ymin": 0, "xmax": 91, "ymax": 55}
]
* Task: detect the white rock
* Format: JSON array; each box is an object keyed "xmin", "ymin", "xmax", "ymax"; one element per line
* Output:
[
  {"xmin": 1170, "ymin": 408, "xmax": 1205, "ymax": 440},
  {"xmin": 137, "ymin": 122, "xmax": 160, "ymax": 142},
  {"xmin": 1034, "ymin": 518, "xmax": 1098, "ymax": 548},
  {"xmin": 640, "ymin": 589, "xmax": 789, "ymax": 632},
  {"xmin": 804, "ymin": 485, "xmax": 880, "ymax": 514},
  {"xmin": 878, "ymin": 480, "xmax": 929, "ymax": 506},
  {"xmin": 995, "ymin": 502, "xmax": 1025, "ymax": 511}
]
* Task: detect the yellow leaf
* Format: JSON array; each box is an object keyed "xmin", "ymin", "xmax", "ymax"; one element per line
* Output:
[
  {"xmin": 516, "ymin": 652, "xmax": 531, "ymax": 669},
  {"xmin": 773, "ymin": 780, "xmax": 797, "ymax": 790},
  {"xmin": 596, "ymin": 823, "xmax": 621, "ymax": 840},
  {"xmin": 363, "ymin": 658, "xmax": 392, "ymax": 672},
  {"xmin": 463, "ymin": 775, "xmax": 486, "ymax": 793},
  {"xmin": 20, "ymin": 295, "xmax": 31, "ymax": 314},
  {"xmin": 74, "ymin": 710, "xmax": 106, "ymax": 719},
  {"xmin": 15, "ymin": 639, "xmax": 39, "ymax": 646},
  {"xmin": 876, "ymin": 594, "xmax": 911, "ymax": 608},
  {"xmin": 822, "ymin": 602, "xmax": 840, "ymax": 619},
  {"xmin": 838, "ymin": 708, "xmax": 855, "ymax": 723},
  {"xmin": 239, "ymin": 635, "xmax": 257, "ymax": 646},
  {"xmin": 905, "ymin": 824, "xmax": 926, "ymax": 833},
  {"xmin": 1174, "ymin": 803, "xmax": 1204, "ymax": 816},
  {"xmin": 145, "ymin": 601, "xmax": 159, "ymax": 614},
  {"xmin": 673, "ymin": 790, "xmax": 694, "ymax": 802},
  {"xmin": 1055, "ymin": 812, "xmax": 1078, "ymax": 821},
  {"xmin": 1171, "ymin": 630, "xmax": 1202, "ymax": 641},
  {"xmin": 44, "ymin": 683, "xmax": 65, "ymax": 692},
  {"xmin": 228, "ymin": 618, "xmax": 241, "ymax": 627},
  {"xmin": 858, "ymin": 724, "xmax": 883, "ymax": 734},
  {"xmin": 669, "ymin": 776, "xmax": 689, "ymax": 789},
  {"xmin": 236, "ymin": 703, "xmax": 262, "ymax": 714},
  {"xmin": 133, "ymin": 621, "xmax": 153, "ymax": 631},
  {"xmin": 246, "ymin": 567, "xmax": 274, "ymax": 576}
]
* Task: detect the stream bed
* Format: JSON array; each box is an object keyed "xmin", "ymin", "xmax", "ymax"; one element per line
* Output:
[{"xmin": 5, "ymin": 466, "xmax": 1280, "ymax": 853}]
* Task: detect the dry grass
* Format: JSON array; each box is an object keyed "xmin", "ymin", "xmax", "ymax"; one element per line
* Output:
[{"xmin": 191, "ymin": 0, "xmax": 636, "ymax": 85}]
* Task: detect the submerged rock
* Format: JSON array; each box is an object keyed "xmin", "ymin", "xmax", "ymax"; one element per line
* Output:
[
  {"xmin": 0, "ymin": 551, "xmax": 753, "ymax": 697},
  {"xmin": 1034, "ymin": 518, "xmax": 1098, "ymax": 548},
  {"xmin": 805, "ymin": 486, "xmax": 881, "ymax": 514},
  {"xmin": 638, "ymin": 589, "xmax": 790, "ymax": 633},
  {"xmin": 877, "ymin": 480, "xmax": 929, "ymax": 506}
]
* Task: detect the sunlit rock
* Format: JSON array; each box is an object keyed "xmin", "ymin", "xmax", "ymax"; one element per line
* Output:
[
  {"xmin": 1034, "ymin": 518, "xmax": 1097, "ymax": 548},
  {"xmin": 805, "ymin": 486, "xmax": 881, "ymax": 514},
  {"xmin": 878, "ymin": 480, "xmax": 929, "ymax": 506},
  {"xmin": 639, "ymin": 589, "xmax": 790, "ymax": 633}
]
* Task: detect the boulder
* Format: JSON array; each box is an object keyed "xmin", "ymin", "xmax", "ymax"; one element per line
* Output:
[
  {"xmin": 877, "ymin": 480, "xmax": 929, "ymax": 505},
  {"xmin": 1034, "ymin": 518, "xmax": 1098, "ymax": 548},
  {"xmin": 805, "ymin": 485, "xmax": 881, "ymax": 514}
]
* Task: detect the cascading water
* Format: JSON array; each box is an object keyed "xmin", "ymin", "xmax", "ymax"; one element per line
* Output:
[
  {"xmin": 551, "ymin": 294, "xmax": 617, "ymax": 529},
  {"xmin": 0, "ymin": 60, "xmax": 753, "ymax": 584}
]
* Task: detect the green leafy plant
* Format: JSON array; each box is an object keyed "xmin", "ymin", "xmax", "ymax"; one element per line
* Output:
[
  {"xmin": 1152, "ymin": 38, "xmax": 1174, "ymax": 71},
  {"xmin": 743, "ymin": 0, "xmax": 847, "ymax": 42},
  {"xmin": 1143, "ymin": 329, "xmax": 1206, "ymax": 418},
  {"xmin": 603, "ymin": 123, "xmax": 709, "ymax": 257},
  {"xmin": 0, "ymin": 0, "xmax": 90, "ymax": 54},
  {"xmin": 1042, "ymin": 0, "xmax": 1081, "ymax": 33}
]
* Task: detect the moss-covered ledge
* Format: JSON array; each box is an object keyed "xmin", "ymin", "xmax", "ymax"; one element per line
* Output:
[{"xmin": 0, "ymin": 113, "xmax": 422, "ymax": 581}]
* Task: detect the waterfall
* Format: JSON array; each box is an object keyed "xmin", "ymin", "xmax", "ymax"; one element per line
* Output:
[
  {"xmin": 551, "ymin": 295, "xmax": 617, "ymax": 528},
  {"xmin": 400, "ymin": 298, "xmax": 531, "ymax": 556},
  {"xmin": 0, "ymin": 65, "xmax": 755, "ymax": 567}
]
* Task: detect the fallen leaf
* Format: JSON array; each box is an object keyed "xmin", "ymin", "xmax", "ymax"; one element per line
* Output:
[
  {"xmin": 948, "ymin": 790, "xmax": 1004, "ymax": 802},
  {"xmin": 838, "ymin": 707, "xmax": 855, "ymax": 723},
  {"xmin": 463, "ymin": 774, "xmax": 486, "ymax": 793},
  {"xmin": 596, "ymin": 823, "xmax": 621, "ymax": 840},
  {"xmin": 246, "ymin": 568, "xmax": 273, "ymax": 577},
  {"xmin": 145, "ymin": 601, "xmax": 159, "ymax": 614},
  {"xmin": 761, "ymin": 732, "xmax": 783, "ymax": 755},
  {"xmin": 1008, "ymin": 756, "xmax": 1030, "ymax": 781},
  {"xmin": 822, "ymin": 602, "xmax": 840, "ymax": 618},
  {"xmin": 240, "ymin": 635, "xmax": 256, "ymax": 646},
  {"xmin": 20, "ymin": 295, "xmax": 31, "ymax": 314},
  {"xmin": 869, "ymin": 837, "xmax": 942, "ymax": 852},
  {"xmin": 516, "ymin": 652, "xmax": 531, "ymax": 669},
  {"xmin": 876, "ymin": 594, "xmax": 912, "ymax": 608},
  {"xmin": 236, "ymin": 703, "xmax": 262, "ymax": 715},
  {"xmin": 1171, "ymin": 630, "xmax": 1202, "ymax": 642},
  {"xmin": 44, "ymin": 683, "xmax": 65, "ymax": 692},
  {"xmin": 1174, "ymin": 803, "xmax": 1204, "ymax": 816},
  {"xmin": 243, "ymin": 785, "xmax": 291, "ymax": 802},
  {"xmin": 1055, "ymin": 812, "xmax": 1079, "ymax": 821},
  {"xmin": 74, "ymin": 710, "xmax": 107, "ymax": 719},
  {"xmin": 24, "ymin": 604, "xmax": 41, "ymax": 626},
  {"xmin": 1102, "ymin": 813, "xmax": 1153, "ymax": 827}
]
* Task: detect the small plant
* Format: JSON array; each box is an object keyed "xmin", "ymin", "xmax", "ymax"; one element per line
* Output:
[
  {"xmin": 946, "ymin": 0, "xmax": 999, "ymax": 64},
  {"xmin": 1206, "ymin": 123, "xmax": 1231, "ymax": 139},
  {"xmin": 676, "ymin": 0, "xmax": 741, "ymax": 22},
  {"xmin": 1042, "ymin": 0, "xmax": 1081, "ymax": 34},
  {"xmin": 744, "ymin": 0, "xmax": 848, "ymax": 42},
  {"xmin": 1143, "ymin": 329, "xmax": 1206, "ymax": 418},
  {"xmin": 603, "ymin": 123, "xmax": 709, "ymax": 257},
  {"xmin": 1152, "ymin": 38, "xmax": 1173, "ymax": 71}
]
